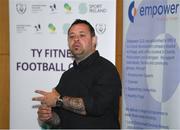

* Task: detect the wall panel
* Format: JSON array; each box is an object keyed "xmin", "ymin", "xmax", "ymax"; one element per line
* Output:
[
  {"xmin": 0, "ymin": 56, "xmax": 9, "ymax": 129},
  {"xmin": 116, "ymin": 0, "xmax": 123, "ymax": 127},
  {"xmin": 0, "ymin": 0, "xmax": 9, "ymax": 54},
  {"xmin": 0, "ymin": 0, "xmax": 9, "ymax": 129}
]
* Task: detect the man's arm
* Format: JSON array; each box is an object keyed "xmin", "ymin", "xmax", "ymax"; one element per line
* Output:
[
  {"xmin": 45, "ymin": 111, "xmax": 61, "ymax": 127},
  {"xmin": 32, "ymin": 89, "xmax": 87, "ymax": 115},
  {"xmin": 62, "ymin": 96, "xmax": 86, "ymax": 115}
]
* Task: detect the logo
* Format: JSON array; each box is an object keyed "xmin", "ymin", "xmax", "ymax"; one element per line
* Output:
[
  {"xmin": 16, "ymin": 24, "xmax": 31, "ymax": 33},
  {"xmin": 89, "ymin": 4, "xmax": 107, "ymax": 13},
  {"xmin": 128, "ymin": 1, "xmax": 179, "ymax": 23},
  {"xmin": 31, "ymin": 4, "xmax": 47, "ymax": 14},
  {"xmin": 50, "ymin": 4, "xmax": 57, "ymax": 11},
  {"xmin": 128, "ymin": 1, "xmax": 137, "ymax": 23},
  {"xmin": 48, "ymin": 23, "xmax": 56, "ymax": 32},
  {"xmin": 63, "ymin": 23, "xmax": 70, "ymax": 35},
  {"xmin": 64, "ymin": 3, "xmax": 71, "ymax": 13},
  {"xmin": 139, "ymin": 3, "xmax": 180, "ymax": 18},
  {"xmin": 95, "ymin": 24, "xmax": 106, "ymax": 34},
  {"xmin": 34, "ymin": 24, "xmax": 41, "ymax": 32},
  {"xmin": 79, "ymin": 3, "xmax": 88, "ymax": 14},
  {"xmin": 16, "ymin": 3, "xmax": 27, "ymax": 14}
]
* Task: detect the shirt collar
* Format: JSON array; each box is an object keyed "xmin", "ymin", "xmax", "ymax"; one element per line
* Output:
[{"xmin": 73, "ymin": 50, "xmax": 99, "ymax": 69}]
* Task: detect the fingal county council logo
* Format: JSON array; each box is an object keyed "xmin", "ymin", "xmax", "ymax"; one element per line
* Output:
[
  {"xmin": 128, "ymin": 1, "xmax": 137, "ymax": 23},
  {"xmin": 16, "ymin": 3, "xmax": 27, "ymax": 14},
  {"xmin": 95, "ymin": 24, "xmax": 106, "ymax": 34},
  {"xmin": 64, "ymin": 3, "xmax": 71, "ymax": 13},
  {"xmin": 79, "ymin": 3, "xmax": 88, "ymax": 14}
]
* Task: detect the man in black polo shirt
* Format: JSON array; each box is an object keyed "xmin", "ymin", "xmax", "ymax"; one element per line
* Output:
[{"xmin": 33, "ymin": 19, "xmax": 121, "ymax": 128}]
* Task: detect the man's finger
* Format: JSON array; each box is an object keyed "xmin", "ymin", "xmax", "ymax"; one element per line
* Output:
[
  {"xmin": 32, "ymin": 96, "xmax": 44, "ymax": 101},
  {"xmin": 35, "ymin": 90, "xmax": 48, "ymax": 95}
]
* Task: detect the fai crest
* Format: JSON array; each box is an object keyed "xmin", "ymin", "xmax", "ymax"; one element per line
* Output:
[
  {"xmin": 95, "ymin": 24, "xmax": 106, "ymax": 34},
  {"xmin": 16, "ymin": 3, "xmax": 27, "ymax": 14}
]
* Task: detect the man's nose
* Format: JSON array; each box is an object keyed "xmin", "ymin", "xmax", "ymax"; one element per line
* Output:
[{"xmin": 74, "ymin": 35, "xmax": 80, "ymax": 41}]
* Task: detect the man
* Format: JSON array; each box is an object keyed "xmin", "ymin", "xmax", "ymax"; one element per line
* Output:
[{"xmin": 33, "ymin": 19, "xmax": 121, "ymax": 128}]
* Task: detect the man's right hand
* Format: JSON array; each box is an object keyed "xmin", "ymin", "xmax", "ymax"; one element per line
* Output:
[{"xmin": 32, "ymin": 89, "xmax": 60, "ymax": 107}]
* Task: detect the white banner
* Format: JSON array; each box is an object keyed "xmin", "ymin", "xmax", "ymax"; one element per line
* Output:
[
  {"xmin": 10, "ymin": 0, "xmax": 116, "ymax": 128},
  {"xmin": 123, "ymin": 0, "xmax": 180, "ymax": 129}
]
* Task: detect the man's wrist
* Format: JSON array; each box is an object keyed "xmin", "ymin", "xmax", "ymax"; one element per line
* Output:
[
  {"xmin": 45, "ymin": 112, "xmax": 61, "ymax": 127},
  {"xmin": 56, "ymin": 95, "xmax": 63, "ymax": 107}
]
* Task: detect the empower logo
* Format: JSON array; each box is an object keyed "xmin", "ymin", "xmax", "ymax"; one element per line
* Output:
[
  {"xmin": 128, "ymin": 1, "xmax": 180, "ymax": 23},
  {"xmin": 128, "ymin": 1, "xmax": 137, "ymax": 23}
]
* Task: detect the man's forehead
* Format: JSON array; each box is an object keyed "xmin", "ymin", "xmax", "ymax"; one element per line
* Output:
[
  {"xmin": 69, "ymin": 25, "xmax": 89, "ymax": 33},
  {"xmin": 69, "ymin": 30, "xmax": 87, "ymax": 34},
  {"xmin": 70, "ymin": 23, "xmax": 88, "ymax": 29}
]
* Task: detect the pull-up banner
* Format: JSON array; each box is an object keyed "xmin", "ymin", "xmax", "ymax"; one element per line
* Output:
[
  {"xmin": 9, "ymin": 0, "xmax": 116, "ymax": 129},
  {"xmin": 123, "ymin": 0, "xmax": 180, "ymax": 129}
]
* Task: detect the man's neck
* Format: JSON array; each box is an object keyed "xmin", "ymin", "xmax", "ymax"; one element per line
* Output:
[{"xmin": 75, "ymin": 51, "xmax": 95, "ymax": 64}]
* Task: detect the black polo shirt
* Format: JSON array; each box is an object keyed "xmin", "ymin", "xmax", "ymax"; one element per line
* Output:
[{"xmin": 55, "ymin": 51, "xmax": 121, "ymax": 128}]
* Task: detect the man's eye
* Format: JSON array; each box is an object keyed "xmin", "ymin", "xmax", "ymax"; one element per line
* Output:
[
  {"xmin": 69, "ymin": 35, "xmax": 75, "ymax": 39},
  {"xmin": 80, "ymin": 34, "xmax": 85, "ymax": 37}
]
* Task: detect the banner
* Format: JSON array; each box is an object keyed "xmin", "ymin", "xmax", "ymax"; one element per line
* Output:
[
  {"xmin": 123, "ymin": 0, "xmax": 180, "ymax": 129},
  {"xmin": 9, "ymin": 0, "xmax": 116, "ymax": 128}
]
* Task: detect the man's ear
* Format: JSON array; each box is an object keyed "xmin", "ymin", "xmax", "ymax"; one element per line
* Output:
[{"xmin": 92, "ymin": 36, "xmax": 97, "ymax": 48}]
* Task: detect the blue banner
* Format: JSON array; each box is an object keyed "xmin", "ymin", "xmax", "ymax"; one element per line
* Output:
[{"xmin": 123, "ymin": 0, "xmax": 180, "ymax": 129}]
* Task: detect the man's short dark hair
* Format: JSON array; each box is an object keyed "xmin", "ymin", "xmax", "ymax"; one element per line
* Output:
[{"xmin": 68, "ymin": 19, "xmax": 95, "ymax": 37}]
